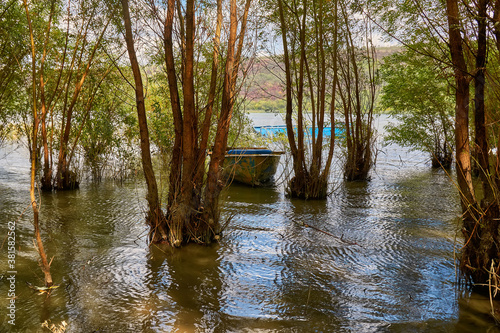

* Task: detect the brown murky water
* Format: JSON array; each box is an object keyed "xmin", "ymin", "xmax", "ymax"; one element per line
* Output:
[{"xmin": 1, "ymin": 115, "xmax": 499, "ymax": 332}]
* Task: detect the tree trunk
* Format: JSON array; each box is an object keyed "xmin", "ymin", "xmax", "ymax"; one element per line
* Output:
[
  {"xmin": 162, "ymin": 0, "xmax": 251, "ymax": 246},
  {"xmin": 163, "ymin": 0, "xmax": 183, "ymax": 219},
  {"xmin": 166, "ymin": 0, "xmax": 199, "ymax": 247},
  {"xmin": 24, "ymin": 0, "xmax": 53, "ymax": 287},
  {"xmin": 321, "ymin": 0, "xmax": 339, "ymax": 184},
  {"xmin": 492, "ymin": 0, "xmax": 500, "ymax": 191},
  {"xmin": 54, "ymin": 15, "xmax": 110, "ymax": 191},
  {"xmin": 446, "ymin": 0, "xmax": 500, "ymax": 287},
  {"xmin": 202, "ymin": 0, "xmax": 239, "ymax": 238},
  {"xmin": 474, "ymin": 0, "xmax": 493, "ymax": 202},
  {"xmin": 40, "ymin": 61, "xmax": 52, "ymax": 190},
  {"xmin": 40, "ymin": 110, "xmax": 52, "ymax": 191},
  {"xmin": 446, "ymin": 0, "xmax": 477, "ymax": 216},
  {"xmin": 122, "ymin": 0, "xmax": 167, "ymax": 242},
  {"xmin": 37, "ymin": 0, "xmax": 56, "ymax": 192},
  {"xmin": 338, "ymin": 4, "xmax": 375, "ymax": 182}
]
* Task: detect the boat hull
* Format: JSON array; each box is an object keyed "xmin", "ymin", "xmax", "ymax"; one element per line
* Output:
[
  {"xmin": 253, "ymin": 124, "xmax": 344, "ymax": 138},
  {"xmin": 223, "ymin": 153, "xmax": 282, "ymax": 186}
]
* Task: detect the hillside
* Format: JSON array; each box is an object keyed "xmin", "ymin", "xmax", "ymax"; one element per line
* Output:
[{"xmin": 242, "ymin": 46, "xmax": 401, "ymax": 112}]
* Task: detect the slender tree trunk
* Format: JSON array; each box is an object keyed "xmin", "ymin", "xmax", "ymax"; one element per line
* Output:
[
  {"xmin": 54, "ymin": 16, "xmax": 110, "ymax": 190},
  {"xmin": 24, "ymin": 0, "xmax": 53, "ymax": 287},
  {"xmin": 474, "ymin": 0, "xmax": 493, "ymax": 202},
  {"xmin": 446, "ymin": 0, "xmax": 476, "ymax": 214},
  {"xmin": 40, "ymin": 50, "xmax": 51, "ymax": 191},
  {"xmin": 40, "ymin": 84, "xmax": 52, "ymax": 190},
  {"xmin": 202, "ymin": 0, "xmax": 239, "ymax": 235},
  {"xmin": 40, "ymin": 0, "xmax": 56, "ymax": 191},
  {"xmin": 163, "ymin": 0, "xmax": 183, "ymax": 217},
  {"xmin": 122, "ymin": 0, "xmax": 167, "ymax": 242},
  {"xmin": 322, "ymin": 0, "xmax": 339, "ymax": 182},
  {"xmin": 278, "ymin": 0, "xmax": 311, "ymax": 198},
  {"xmin": 278, "ymin": 0, "xmax": 299, "ymax": 175},
  {"xmin": 41, "ymin": 5, "xmax": 70, "ymax": 191},
  {"xmin": 195, "ymin": 0, "xmax": 223, "ymax": 186},
  {"xmin": 492, "ymin": 0, "xmax": 500, "ymax": 191}
]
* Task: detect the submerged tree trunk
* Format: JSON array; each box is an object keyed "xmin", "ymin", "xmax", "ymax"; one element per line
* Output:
[
  {"xmin": 24, "ymin": 0, "xmax": 53, "ymax": 287},
  {"xmin": 201, "ymin": 0, "xmax": 238, "ymax": 229},
  {"xmin": 38, "ymin": 0, "xmax": 68, "ymax": 192},
  {"xmin": 277, "ymin": 0, "xmax": 338, "ymax": 199},
  {"xmin": 52, "ymin": 8, "xmax": 111, "ymax": 191},
  {"xmin": 447, "ymin": 0, "xmax": 500, "ymax": 286},
  {"xmin": 121, "ymin": 0, "xmax": 167, "ymax": 242},
  {"xmin": 161, "ymin": 0, "xmax": 251, "ymax": 246},
  {"xmin": 40, "ymin": 40, "xmax": 52, "ymax": 191},
  {"xmin": 338, "ymin": 6, "xmax": 375, "ymax": 181},
  {"xmin": 447, "ymin": 0, "xmax": 478, "ymax": 283}
]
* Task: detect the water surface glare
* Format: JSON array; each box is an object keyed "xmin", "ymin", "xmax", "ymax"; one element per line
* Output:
[{"xmin": 1, "ymin": 115, "xmax": 500, "ymax": 332}]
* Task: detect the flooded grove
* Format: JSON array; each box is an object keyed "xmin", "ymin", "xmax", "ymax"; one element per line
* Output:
[{"xmin": 0, "ymin": 114, "xmax": 499, "ymax": 332}]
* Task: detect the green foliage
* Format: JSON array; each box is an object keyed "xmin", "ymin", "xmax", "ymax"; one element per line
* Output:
[
  {"xmin": 149, "ymin": 99, "xmax": 175, "ymax": 152},
  {"xmin": 227, "ymin": 104, "xmax": 258, "ymax": 148},
  {"xmin": 379, "ymin": 46, "xmax": 454, "ymax": 166},
  {"xmin": 79, "ymin": 70, "xmax": 138, "ymax": 181},
  {"xmin": 368, "ymin": 0, "xmax": 446, "ymax": 48},
  {"xmin": 0, "ymin": 0, "xmax": 30, "ymax": 145}
]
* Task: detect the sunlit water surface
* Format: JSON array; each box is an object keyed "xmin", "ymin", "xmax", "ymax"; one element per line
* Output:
[{"xmin": 1, "ymin": 115, "xmax": 499, "ymax": 332}]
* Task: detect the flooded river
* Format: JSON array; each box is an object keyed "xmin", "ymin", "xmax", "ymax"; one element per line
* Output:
[{"xmin": 0, "ymin": 114, "xmax": 499, "ymax": 332}]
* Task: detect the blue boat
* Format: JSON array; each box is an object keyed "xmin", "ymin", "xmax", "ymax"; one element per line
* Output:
[
  {"xmin": 253, "ymin": 124, "xmax": 344, "ymax": 138},
  {"xmin": 253, "ymin": 125, "xmax": 287, "ymax": 137},
  {"xmin": 222, "ymin": 148, "xmax": 283, "ymax": 186}
]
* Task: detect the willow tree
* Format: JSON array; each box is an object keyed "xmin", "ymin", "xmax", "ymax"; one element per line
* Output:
[
  {"xmin": 369, "ymin": 0, "xmax": 500, "ymax": 287},
  {"xmin": 163, "ymin": 0, "xmax": 252, "ymax": 246},
  {"xmin": 379, "ymin": 47, "xmax": 454, "ymax": 169},
  {"xmin": 337, "ymin": 5, "xmax": 377, "ymax": 181},
  {"xmin": 0, "ymin": 1, "xmax": 27, "ymax": 146},
  {"xmin": 121, "ymin": 0, "xmax": 166, "ymax": 241},
  {"xmin": 276, "ymin": 0, "xmax": 339, "ymax": 199},
  {"xmin": 446, "ymin": 0, "xmax": 500, "ymax": 287},
  {"xmin": 22, "ymin": 0, "xmax": 118, "ymax": 191},
  {"xmin": 124, "ymin": 0, "xmax": 252, "ymax": 245},
  {"xmin": 23, "ymin": 0, "xmax": 53, "ymax": 288}
]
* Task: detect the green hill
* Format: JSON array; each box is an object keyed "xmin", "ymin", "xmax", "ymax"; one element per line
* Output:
[{"xmin": 241, "ymin": 46, "xmax": 401, "ymax": 113}]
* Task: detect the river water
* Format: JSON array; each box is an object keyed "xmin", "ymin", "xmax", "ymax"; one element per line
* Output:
[{"xmin": 0, "ymin": 114, "xmax": 498, "ymax": 332}]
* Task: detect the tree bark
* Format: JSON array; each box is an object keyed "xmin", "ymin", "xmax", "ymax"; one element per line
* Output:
[
  {"xmin": 446, "ymin": 0, "xmax": 477, "ymax": 214},
  {"xmin": 24, "ymin": 0, "xmax": 53, "ymax": 288},
  {"xmin": 474, "ymin": 0, "xmax": 492, "ymax": 202},
  {"xmin": 202, "ymin": 0, "xmax": 238, "ymax": 233},
  {"xmin": 122, "ymin": 0, "xmax": 167, "ymax": 242},
  {"xmin": 163, "ymin": 0, "xmax": 183, "ymax": 217},
  {"xmin": 39, "ymin": 1, "xmax": 55, "ymax": 191},
  {"xmin": 445, "ymin": 0, "xmax": 500, "ymax": 287},
  {"xmin": 167, "ymin": 0, "xmax": 198, "ymax": 247}
]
